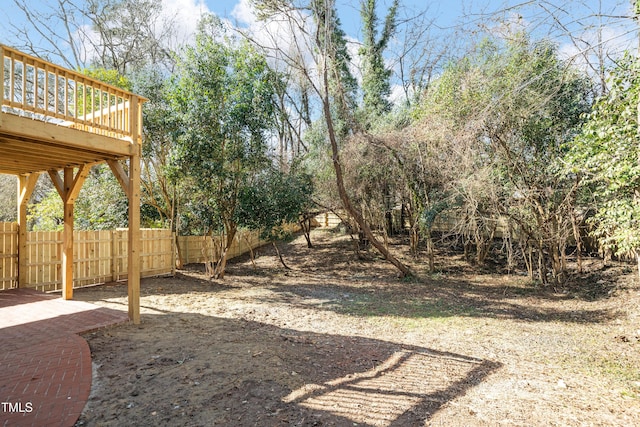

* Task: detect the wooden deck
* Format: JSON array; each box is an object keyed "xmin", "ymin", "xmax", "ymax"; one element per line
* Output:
[
  {"xmin": 0, "ymin": 44, "xmax": 145, "ymax": 323},
  {"xmin": 0, "ymin": 45, "xmax": 143, "ymax": 175}
]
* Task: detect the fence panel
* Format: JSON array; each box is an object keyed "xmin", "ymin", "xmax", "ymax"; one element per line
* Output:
[
  {"xmin": 176, "ymin": 226, "xmax": 301, "ymax": 266},
  {"xmin": 314, "ymin": 212, "xmax": 342, "ymax": 228},
  {"xmin": 141, "ymin": 228, "xmax": 174, "ymax": 278},
  {"xmin": 0, "ymin": 222, "xmax": 18, "ymax": 290},
  {"xmin": 0, "ymin": 224, "xmax": 175, "ymax": 291},
  {"xmin": 1, "ymin": 223, "xmax": 302, "ymax": 291},
  {"xmin": 74, "ymin": 230, "xmax": 113, "ymax": 287},
  {"xmin": 26, "ymin": 230, "xmax": 61, "ymax": 292}
]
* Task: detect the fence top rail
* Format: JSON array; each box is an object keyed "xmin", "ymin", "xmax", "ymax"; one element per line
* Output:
[{"xmin": 1, "ymin": 44, "xmax": 147, "ymax": 142}]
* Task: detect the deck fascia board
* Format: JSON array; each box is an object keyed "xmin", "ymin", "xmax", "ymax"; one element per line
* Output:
[{"xmin": 0, "ymin": 113, "xmax": 136, "ymax": 159}]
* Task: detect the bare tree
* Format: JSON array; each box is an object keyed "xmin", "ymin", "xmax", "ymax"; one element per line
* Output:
[
  {"xmin": 9, "ymin": 0, "xmax": 90, "ymax": 68},
  {"xmin": 86, "ymin": 0, "xmax": 178, "ymax": 74},
  {"xmin": 389, "ymin": 5, "xmax": 452, "ymax": 106},
  {"xmin": 469, "ymin": 0, "xmax": 638, "ymax": 97},
  {"xmin": 249, "ymin": 0, "xmax": 412, "ymax": 277},
  {"xmin": 9, "ymin": 0, "xmax": 179, "ymax": 73}
]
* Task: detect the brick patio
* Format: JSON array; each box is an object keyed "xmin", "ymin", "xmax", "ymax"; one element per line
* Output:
[{"xmin": 0, "ymin": 289, "xmax": 129, "ymax": 427}]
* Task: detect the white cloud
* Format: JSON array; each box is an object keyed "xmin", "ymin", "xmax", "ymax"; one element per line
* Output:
[
  {"xmin": 346, "ymin": 36, "xmax": 363, "ymax": 85},
  {"xmin": 559, "ymin": 25, "xmax": 636, "ymax": 91},
  {"xmin": 160, "ymin": 0, "xmax": 212, "ymax": 45},
  {"xmin": 559, "ymin": 26, "xmax": 634, "ymax": 64},
  {"xmin": 74, "ymin": 24, "xmax": 100, "ymax": 66},
  {"xmin": 75, "ymin": 0, "xmax": 213, "ymax": 67},
  {"xmin": 231, "ymin": 0, "xmax": 319, "ymax": 77},
  {"xmin": 231, "ymin": 0, "xmax": 257, "ymax": 26},
  {"xmin": 389, "ymin": 83, "xmax": 409, "ymax": 106}
]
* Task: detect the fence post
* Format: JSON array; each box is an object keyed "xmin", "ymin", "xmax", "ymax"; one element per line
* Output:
[
  {"xmin": 171, "ymin": 231, "xmax": 176, "ymax": 275},
  {"xmin": 17, "ymin": 174, "xmax": 39, "ymax": 288},
  {"xmin": 111, "ymin": 229, "xmax": 117, "ymax": 282}
]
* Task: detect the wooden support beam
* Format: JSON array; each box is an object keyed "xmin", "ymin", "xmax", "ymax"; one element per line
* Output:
[
  {"xmin": 17, "ymin": 173, "xmax": 39, "ymax": 288},
  {"xmin": 48, "ymin": 170, "xmax": 64, "ymax": 198},
  {"xmin": 62, "ymin": 198, "xmax": 74, "ymax": 298},
  {"xmin": 59, "ymin": 165, "xmax": 89, "ymax": 300},
  {"xmin": 128, "ymin": 95, "xmax": 141, "ymax": 324},
  {"xmin": 128, "ymin": 152, "xmax": 141, "ymax": 324},
  {"xmin": 66, "ymin": 165, "xmax": 90, "ymax": 204},
  {"xmin": 62, "ymin": 168, "xmax": 74, "ymax": 299},
  {"xmin": 106, "ymin": 154, "xmax": 140, "ymax": 323},
  {"xmin": 107, "ymin": 159, "xmax": 131, "ymax": 198}
]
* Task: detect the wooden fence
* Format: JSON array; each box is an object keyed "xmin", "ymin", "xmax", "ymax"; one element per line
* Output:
[
  {"xmin": 313, "ymin": 212, "xmax": 342, "ymax": 228},
  {"xmin": 178, "ymin": 230, "xmax": 263, "ymax": 265},
  {"xmin": 0, "ymin": 225, "xmax": 173, "ymax": 292},
  {"xmin": 0, "ymin": 222, "xmax": 18, "ymax": 290},
  {"xmin": 177, "ymin": 223, "xmax": 301, "ymax": 264},
  {"xmin": 0, "ymin": 222, "xmax": 303, "ymax": 292}
]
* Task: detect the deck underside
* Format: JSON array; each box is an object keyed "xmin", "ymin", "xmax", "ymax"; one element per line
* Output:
[{"xmin": 0, "ymin": 112, "xmax": 134, "ymax": 175}]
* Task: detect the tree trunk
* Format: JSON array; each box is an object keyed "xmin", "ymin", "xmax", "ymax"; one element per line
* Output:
[
  {"xmin": 174, "ymin": 233, "xmax": 184, "ymax": 270},
  {"xmin": 425, "ymin": 229, "xmax": 435, "ymax": 273},
  {"xmin": 410, "ymin": 224, "xmax": 419, "ymax": 256},
  {"xmin": 551, "ymin": 244, "xmax": 562, "ymax": 284},
  {"xmin": 320, "ymin": 74, "xmax": 412, "ymax": 278},
  {"xmin": 203, "ymin": 233, "xmax": 214, "ymax": 277},
  {"xmin": 476, "ymin": 223, "xmax": 496, "ymax": 265},
  {"xmin": 273, "ymin": 241, "xmax": 292, "ymax": 270},
  {"xmin": 571, "ymin": 210, "xmax": 583, "ymax": 273},
  {"xmin": 299, "ymin": 214, "xmax": 313, "ymax": 248},
  {"xmin": 537, "ymin": 239, "xmax": 547, "ymax": 284},
  {"xmin": 505, "ymin": 234, "xmax": 514, "ymax": 274},
  {"xmin": 522, "ymin": 238, "xmax": 533, "ymax": 280},
  {"xmin": 172, "ymin": 186, "xmax": 183, "ymax": 269},
  {"xmin": 213, "ymin": 223, "xmax": 237, "ymax": 279},
  {"xmin": 242, "ymin": 233, "xmax": 257, "ymax": 270}
]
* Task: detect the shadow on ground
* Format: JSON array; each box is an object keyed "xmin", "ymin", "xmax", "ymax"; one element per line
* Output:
[
  {"xmin": 215, "ymin": 232, "xmax": 625, "ymax": 324},
  {"xmin": 253, "ymin": 277, "xmax": 620, "ymax": 324},
  {"xmin": 72, "ymin": 229, "xmax": 638, "ymax": 426},
  {"xmin": 77, "ymin": 308, "xmax": 501, "ymax": 426}
]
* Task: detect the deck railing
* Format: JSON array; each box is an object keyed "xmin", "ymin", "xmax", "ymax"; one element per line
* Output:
[{"xmin": 1, "ymin": 44, "xmax": 143, "ymax": 143}]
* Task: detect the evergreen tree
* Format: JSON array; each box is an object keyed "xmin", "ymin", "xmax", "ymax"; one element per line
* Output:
[{"xmin": 359, "ymin": 0, "xmax": 398, "ymax": 123}]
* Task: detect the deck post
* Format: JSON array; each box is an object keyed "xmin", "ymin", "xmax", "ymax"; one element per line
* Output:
[
  {"xmin": 52, "ymin": 166, "xmax": 89, "ymax": 299},
  {"xmin": 128, "ymin": 153, "xmax": 141, "ymax": 324},
  {"xmin": 16, "ymin": 173, "xmax": 39, "ymax": 288},
  {"xmin": 128, "ymin": 95, "xmax": 141, "ymax": 324},
  {"xmin": 61, "ymin": 168, "xmax": 75, "ymax": 300}
]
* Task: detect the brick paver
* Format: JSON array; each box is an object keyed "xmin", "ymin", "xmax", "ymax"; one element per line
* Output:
[{"xmin": 0, "ymin": 289, "xmax": 128, "ymax": 427}]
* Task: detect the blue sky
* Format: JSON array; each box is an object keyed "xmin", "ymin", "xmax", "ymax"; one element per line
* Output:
[
  {"xmin": 0, "ymin": 1, "xmax": 635, "ymax": 124},
  {"xmin": 1, "ymin": 0, "xmax": 636, "ymax": 69},
  {"xmin": 2, "ymin": 1, "xmax": 634, "ymax": 42},
  {"xmin": 208, "ymin": 0, "xmax": 635, "ymax": 39},
  {"xmin": 0, "ymin": 0, "xmax": 470, "ymax": 61}
]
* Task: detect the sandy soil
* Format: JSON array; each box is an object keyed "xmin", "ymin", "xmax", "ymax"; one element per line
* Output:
[{"xmin": 74, "ymin": 230, "xmax": 640, "ymax": 426}]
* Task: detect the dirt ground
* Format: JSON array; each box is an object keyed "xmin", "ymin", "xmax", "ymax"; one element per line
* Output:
[{"xmin": 73, "ymin": 230, "xmax": 640, "ymax": 426}]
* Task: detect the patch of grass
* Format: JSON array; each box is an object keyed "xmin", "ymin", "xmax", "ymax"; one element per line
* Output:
[
  {"xmin": 621, "ymin": 388, "xmax": 640, "ymax": 400},
  {"xmin": 598, "ymin": 357, "xmax": 640, "ymax": 383},
  {"xmin": 573, "ymin": 354, "xmax": 640, "ymax": 399},
  {"xmin": 334, "ymin": 292, "xmax": 479, "ymax": 319}
]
